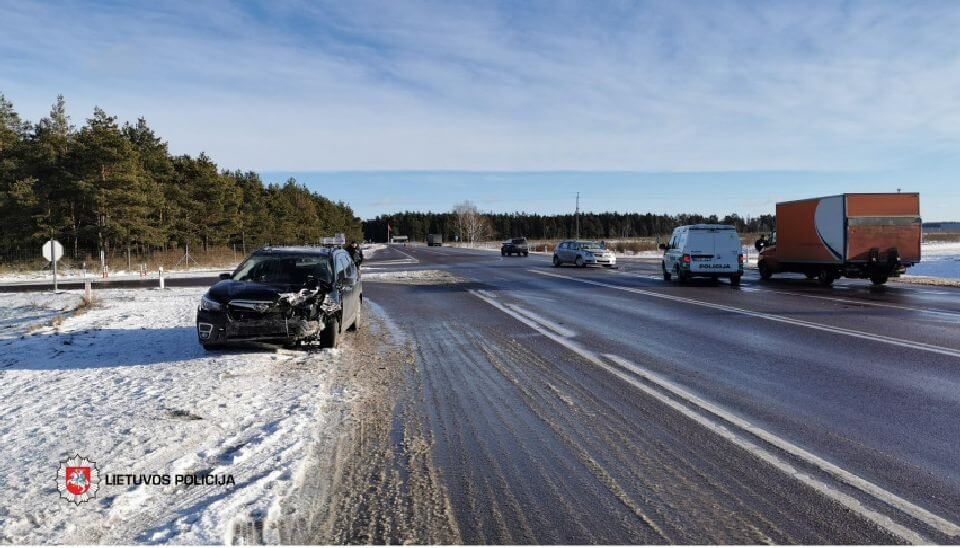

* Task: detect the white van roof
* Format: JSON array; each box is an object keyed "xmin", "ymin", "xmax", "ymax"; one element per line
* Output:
[{"xmin": 677, "ymin": 224, "xmax": 737, "ymax": 231}]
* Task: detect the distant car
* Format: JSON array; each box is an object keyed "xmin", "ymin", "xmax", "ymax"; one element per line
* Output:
[
  {"xmin": 660, "ymin": 224, "xmax": 743, "ymax": 285},
  {"xmin": 502, "ymin": 238, "xmax": 530, "ymax": 257},
  {"xmin": 553, "ymin": 240, "xmax": 617, "ymax": 268},
  {"xmin": 196, "ymin": 246, "xmax": 362, "ymax": 350}
]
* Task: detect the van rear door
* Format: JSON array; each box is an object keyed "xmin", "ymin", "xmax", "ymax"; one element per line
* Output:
[{"xmin": 688, "ymin": 228, "xmax": 739, "ymax": 273}]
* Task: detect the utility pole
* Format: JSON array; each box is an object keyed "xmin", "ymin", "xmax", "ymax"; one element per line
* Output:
[{"xmin": 575, "ymin": 192, "xmax": 581, "ymax": 240}]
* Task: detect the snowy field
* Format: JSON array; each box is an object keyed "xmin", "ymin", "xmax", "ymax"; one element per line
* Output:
[
  {"xmin": 0, "ymin": 287, "xmax": 345, "ymax": 544},
  {"xmin": 906, "ymin": 242, "xmax": 960, "ymax": 279}
]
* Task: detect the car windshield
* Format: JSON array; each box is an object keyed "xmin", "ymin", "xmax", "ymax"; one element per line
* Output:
[
  {"xmin": 233, "ymin": 255, "xmax": 333, "ymax": 287},
  {"xmin": 512, "ymin": 239, "xmax": 527, "ymax": 244},
  {"xmin": 580, "ymin": 242, "xmax": 603, "ymax": 250}
]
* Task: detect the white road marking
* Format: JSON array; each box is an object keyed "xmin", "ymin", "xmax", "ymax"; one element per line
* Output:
[
  {"xmin": 533, "ymin": 269, "xmax": 960, "ymax": 360},
  {"xmin": 468, "ymin": 288, "xmax": 957, "ymax": 543},
  {"xmin": 504, "ymin": 304, "xmax": 577, "ymax": 338},
  {"xmin": 736, "ymin": 286, "xmax": 960, "ymax": 320},
  {"xmin": 604, "ymin": 355, "xmax": 960, "ymax": 541}
]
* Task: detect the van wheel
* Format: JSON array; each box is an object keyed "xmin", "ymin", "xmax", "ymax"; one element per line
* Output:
[
  {"xmin": 320, "ymin": 318, "xmax": 341, "ymax": 349},
  {"xmin": 553, "ymin": 255, "xmax": 561, "ymax": 268},
  {"xmin": 678, "ymin": 270, "xmax": 690, "ymax": 284},
  {"xmin": 662, "ymin": 263, "xmax": 672, "ymax": 281},
  {"xmin": 523, "ymin": 252, "xmax": 529, "ymax": 257},
  {"xmin": 730, "ymin": 275, "xmax": 741, "ymax": 287},
  {"xmin": 758, "ymin": 261, "xmax": 773, "ymax": 280},
  {"xmin": 870, "ymin": 274, "xmax": 888, "ymax": 286}
]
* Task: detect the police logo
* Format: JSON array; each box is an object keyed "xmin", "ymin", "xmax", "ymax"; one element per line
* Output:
[{"xmin": 58, "ymin": 455, "xmax": 100, "ymax": 505}]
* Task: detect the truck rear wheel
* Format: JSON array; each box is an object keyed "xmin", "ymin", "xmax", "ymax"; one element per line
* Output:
[
  {"xmin": 870, "ymin": 273, "xmax": 889, "ymax": 286},
  {"xmin": 818, "ymin": 270, "xmax": 836, "ymax": 287},
  {"xmin": 758, "ymin": 261, "xmax": 773, "ymax": 280}
]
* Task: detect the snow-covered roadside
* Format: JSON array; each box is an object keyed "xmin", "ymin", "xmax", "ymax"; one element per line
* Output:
[
  {"xmin": 0, "ymin": 266, "xmax": 239, "ymax": 285},
  {"xmin": 0, "ymin": 288, "xmax": 343, "ymax": 544},
  {"xmin": 0, "ymin": 291, "xmax": 84, "ymax": 339}
]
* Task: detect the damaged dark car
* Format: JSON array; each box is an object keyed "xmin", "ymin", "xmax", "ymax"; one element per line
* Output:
[{"xmin": 196, "ymin": 246, "xmax": 362, "ymax": 350}]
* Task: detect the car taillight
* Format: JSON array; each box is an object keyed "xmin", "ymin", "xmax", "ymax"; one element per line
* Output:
[
  {"xmin": 738, "ymin": 253, "xmax": 745, "ymax": 264},
  {"xmin": 681, "ymin": 254, "xmax": 691, "ymax": 264}
]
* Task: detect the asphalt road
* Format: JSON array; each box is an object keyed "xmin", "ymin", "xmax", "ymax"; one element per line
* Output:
[{"xmin": 363, "ymin": 244, "xmax": 960, "ymax": 544}]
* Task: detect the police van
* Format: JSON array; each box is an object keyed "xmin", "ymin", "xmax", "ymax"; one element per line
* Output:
[{"xmin": 659, "ymin": 224, "xmax": 744, "ymax": 286}]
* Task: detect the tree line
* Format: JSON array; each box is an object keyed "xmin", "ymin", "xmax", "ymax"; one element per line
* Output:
[
  {"xmin": 363, "ymin": 210, "xmax": 775, "ymax": 242},
  {"xmin": 0, "ymin": 94, "xmax": 362, "ymax": 262}
]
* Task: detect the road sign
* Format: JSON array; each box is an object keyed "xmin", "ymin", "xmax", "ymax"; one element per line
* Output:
[
  {"xmin": 43, "ymin": 240, "xmax": 63, "ymax": 291},
  {"xmin": 43, "ymin": 240, "xmax": 64, "ymax": 262}
]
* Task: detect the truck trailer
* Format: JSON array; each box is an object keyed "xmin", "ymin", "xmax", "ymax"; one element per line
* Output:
[
  {"xmin": 757, "ymin": 193, "xmax": 921, "ymax": 286},
  {"xmin": 426, "ymin": 234, "xmax": 443, "ymax": 246}
]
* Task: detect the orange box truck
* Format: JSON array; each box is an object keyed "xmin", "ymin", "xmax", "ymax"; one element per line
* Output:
[{"xmin": 757, "ymin": 193, "xmax": 921, "ymax": 286}]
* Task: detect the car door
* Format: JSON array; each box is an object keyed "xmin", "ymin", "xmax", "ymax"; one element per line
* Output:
[
  {"xmin": 337, "ymin": 253, "xmax": 358, "ymax": 327},
  {"xmin": 666, "ymin": 231, "xmax": 681, "ymax": 271},
  {"xmin": 556, "ymin": 242, "xmax": 568, "ymax": 262}
]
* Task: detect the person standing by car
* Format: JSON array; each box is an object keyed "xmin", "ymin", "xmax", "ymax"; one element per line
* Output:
[{"xmin": 349, "ymin": 241, "xmax": 364, "ymax": 267}]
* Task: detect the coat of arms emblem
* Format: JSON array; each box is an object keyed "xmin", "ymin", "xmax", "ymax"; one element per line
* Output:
[{"xmin": 57, "ymin": 455, "xmax": 100, "ymax": 505}]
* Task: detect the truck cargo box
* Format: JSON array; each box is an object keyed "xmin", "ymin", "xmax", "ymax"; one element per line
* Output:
[{"xmin": 774, "ymin": 193, "xmax": 920, "ymax": 264}]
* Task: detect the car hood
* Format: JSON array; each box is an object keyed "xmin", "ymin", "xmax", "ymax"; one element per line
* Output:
[{"xmin": 207, "ymin": 280, "xmax": 309, "ymax": 304}]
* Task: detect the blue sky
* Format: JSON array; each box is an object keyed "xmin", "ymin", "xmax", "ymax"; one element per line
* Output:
[{"xmin": 2, "ymin": 1, "xmax": 960, "ymax": 220}]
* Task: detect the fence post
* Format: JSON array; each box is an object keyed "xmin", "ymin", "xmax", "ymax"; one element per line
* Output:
[
  {"xmin": 84, "ymin": 280, "xmax": 92, "ymax": 303},
  {"xmin": 158, "ymin": 266, "xmax": 165, "ymax": 289}
]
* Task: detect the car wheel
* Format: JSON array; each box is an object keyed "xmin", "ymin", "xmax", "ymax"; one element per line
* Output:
[
  {"xmin": 523, "ymin": 252, "xmax": 529, "ymax": 257},
  {"xmin": 730, "ymin": 275, "xmax": 741, "ymax": 287},
  {"xmin": 758, "ymin": 260, "xmax": 773, "ymax": 280},
  {"xmin": 553, "ymin": 255, "xmax": 561, "ymax": 268},
  {"xmin": 320, "ymin": 317, "xmax": 341, "ymax": 349},
  {"xmin": 662, "ymin": 262, "xmax": 672, "ymax": 281},
  {"xmin": 575, "ymin": 256, "xmax": 585, "ymax": 268}
]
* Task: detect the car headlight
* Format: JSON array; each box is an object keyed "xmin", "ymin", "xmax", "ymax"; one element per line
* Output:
[{"xmin": 200, "ymin": 294, "xmax": 223, "ymax": 312}]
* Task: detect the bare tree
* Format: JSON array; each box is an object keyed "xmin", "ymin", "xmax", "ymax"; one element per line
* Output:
[{"xmin": 453, "ymin": 200, "xmax": 491, "ymax": 246}]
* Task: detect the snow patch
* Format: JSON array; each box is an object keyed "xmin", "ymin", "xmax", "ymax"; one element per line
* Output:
[
  {"xmin": 0, "ymin": 287, "xmax": 340, "ymax": 544},
  {"xmin": 363, "ymin": 269, "xmax": 464, "ymax": 284}
]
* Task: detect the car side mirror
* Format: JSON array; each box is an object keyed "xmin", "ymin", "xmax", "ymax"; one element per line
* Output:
[{"xmin": 219, "ymin": 273, "xmax": 231, "ymax": 280}]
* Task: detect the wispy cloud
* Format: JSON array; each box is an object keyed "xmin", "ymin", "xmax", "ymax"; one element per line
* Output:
[{"xmin": 3, "ymin": 1, "xmax": 960, "ymax": 173}]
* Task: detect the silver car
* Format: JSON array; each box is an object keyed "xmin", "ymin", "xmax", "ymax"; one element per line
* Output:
[{"xmin": 552, "ymin": 240, "xmax": 617, "ymax": 268}]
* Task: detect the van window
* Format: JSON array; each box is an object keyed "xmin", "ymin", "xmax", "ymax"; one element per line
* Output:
[{"xmin": 685, "ymin": 229, "xmax": 740, "ymax": 253}]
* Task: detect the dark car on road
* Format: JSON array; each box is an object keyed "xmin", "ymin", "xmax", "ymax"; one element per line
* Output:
[
  {"xmin": 502, "ymin": 238, "xmax": 530, "ymax": 257},
  {"xmin": 197, "ymin": 246, "xmax": 362, "ymax": 350}
]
